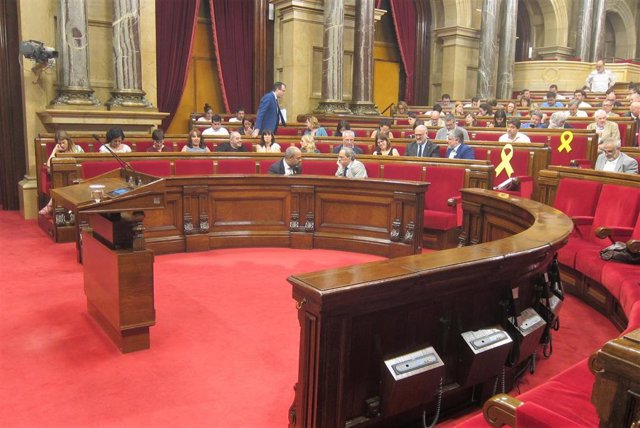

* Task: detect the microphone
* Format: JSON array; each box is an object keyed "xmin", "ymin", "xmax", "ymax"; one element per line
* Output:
[{"xmin": 92, "ymin": 134, "xmax": 140, "ymax": 186}]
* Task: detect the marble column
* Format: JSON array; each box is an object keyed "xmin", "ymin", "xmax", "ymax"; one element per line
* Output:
[
  {"xmin": 105, "ymin": 0, "xmax": 153, "ymax": 109},
  {"xmin": 575, "ymin": 0, "xmax": 594, "ymax": 61},
  {"xmin": 496, "ymin": 0, "xmax": 517, "ymax": 99},
  {"xmin": 50, "ymin": 0, "xmax": 100, "ymax": 107},
  {"xmin": 476, "ymin": 0, "xmax": 500, "ymax": 99},
  {"xmin": 350, "ymin": 0, "xmax": 378, "ymax": 115},
  {"xmin": 590, "ymin": 0, "xmax": 606, "ymax": 62},
  {"xmin": 314, "ymin": 0, "xmax": 351, "ymax": 114}
]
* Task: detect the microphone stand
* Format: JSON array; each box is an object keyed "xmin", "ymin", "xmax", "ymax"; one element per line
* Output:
[{"xmin": 92, "ymin": 134, "xmax": 140, "ymax": 187}]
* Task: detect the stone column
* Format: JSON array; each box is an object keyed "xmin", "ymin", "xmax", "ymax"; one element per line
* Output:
[
  {"xmin": 476, "ymin": 0, "xmax": 500, "ymax": 99},
  {"xmin": 575, "ymin": 0, "xmax": 594, "ymax": 61},
  {"xmin": 106, "ymin": 0, "xmax": 153, "ymax": 109},
  {"xmin": 314, "ymin": 0, "xmax": 351, "ymax": 114},
  {"xmin": 50, "ymin": 0, "xmax": 100, "ymax": 107},
  {"xmin": 350, "ymin": 0, "xmax": 378, "ymax": 115},
  {"xmin": 496, "ymin": 0, "xmax": 517, "ymax": 99},
  {"xmin": 590, "ymin": 0, "xmax": 606, "ymax": 62}
]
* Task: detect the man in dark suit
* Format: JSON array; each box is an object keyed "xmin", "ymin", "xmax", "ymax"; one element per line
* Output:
[
  {"xmin": 253, "ymin": 82, "xmax": 287, "ymax": 136},
  {"xmin": 268, "ymin": 146, "xmax": 303, "ymax": 175},
  {"xmin": 445, "ymin": 128, "xmax": 475, "ymax": 159},
  {"xmin": 332, "ymin": 130, "xmax": 363, "ymax": 155},
  {"xmin": 404, "ymin": 125, "xmax": 440, "ymax": 157}
]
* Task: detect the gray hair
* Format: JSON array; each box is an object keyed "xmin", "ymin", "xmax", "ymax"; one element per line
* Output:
[
  {"xmin": 341, "ymin": 147, "xmax": 356, "ymax": 160},
  {"xmin": 342, "ymin": 130, "xmax": 355, "ymax": 139},
  {"xmin": 593, "ymin": 109, "xmax": 607, "ymax": 119},
  {"xmin": 530, "ymin": 110, "xmax": 544, "ymax": 119},
  {"xmin": 285, "ymin": 146, "xmax": 301, "ymax": 159},
  {"xmin": 568, "ymin": 100, "xmax": 580, "ymax": 109},
  {"xmin": 548, "ymin": 111, "xmax": 568, "ymax": 129},
  {"xmin": 448, "ymin": 128, "xmax": 464, "ymax": 144},
  {"xmin": 444, "ymin": 113, "xmax": 456, "ymax": 122},
  {"xmin": 602, "ymin": 137, "xmax": 621, "ymax": 149}
]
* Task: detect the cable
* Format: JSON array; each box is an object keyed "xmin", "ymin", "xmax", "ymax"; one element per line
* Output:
[{"xmin": 422, "ymin": 377, "xmax": 444, "ymax": 428}]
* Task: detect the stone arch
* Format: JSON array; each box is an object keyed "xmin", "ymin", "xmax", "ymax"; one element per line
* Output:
[
  {"xmin": 605, "ymin": 0, "xmax": 637, "ymax": 59},
  {"xmin": 521, "ymin": 0, "xmax": 569, "ymax": 50}
]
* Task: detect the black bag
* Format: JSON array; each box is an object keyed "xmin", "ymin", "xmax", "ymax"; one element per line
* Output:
[{"xmin": 600, "ymin": 242, "xmax": 640, "ymax": 264}]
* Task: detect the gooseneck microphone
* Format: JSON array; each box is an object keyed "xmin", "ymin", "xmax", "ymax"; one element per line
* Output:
[{"xmin": 92, "ymin": 134, "xmax": 140, "ymax": 186}]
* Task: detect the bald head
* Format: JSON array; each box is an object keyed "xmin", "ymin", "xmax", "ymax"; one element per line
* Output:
[{"xmin": 631, "ymin": 101, "xmax": 640, "ymax": 116}]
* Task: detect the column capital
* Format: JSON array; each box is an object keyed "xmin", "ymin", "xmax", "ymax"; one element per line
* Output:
[
  {"xmin": 535, "ymin": 46, "xmax": 575, "ymax": 61},
  {"xmin": 433, "ymin": 26, "xmax": 479, "ymax": 41}
]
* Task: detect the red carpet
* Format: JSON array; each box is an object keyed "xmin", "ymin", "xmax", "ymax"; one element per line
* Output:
[{"xmin": 0, "ymin": 210, "xmax": 620, "ymax": 427}]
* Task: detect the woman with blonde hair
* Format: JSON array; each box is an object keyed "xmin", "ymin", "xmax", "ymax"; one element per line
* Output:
[
  {"xmin": 300, "ymin": 134, "xmax": 320, "ymax": 153},
  {"xmin": 454, "ymin": 101, "xmax": 465, "ymax": 117},
  {"xmin": 303, "ymin": 115, "xmax": 328, "ymax": 137}
]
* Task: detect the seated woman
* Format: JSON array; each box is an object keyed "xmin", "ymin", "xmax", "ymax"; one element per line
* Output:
[
  {"xmin": 300, "ymin": 134, "xmax": 320, "ymax": 153},
  {"xmin": 181, "ymin": 128, "xmax": 210, "ymax": 152},
  {"xmin": 99, "ymin": 128, "xmax": 131, "ymax": 153},
  {"xmin": 334, "ymin": 120, "xmax": 351, "ymax": 137},
  {"xmin": 505, "ymin": 101, "xmax": 520, "ymax": 117},
  {"xmin": 370, "ymin": 119, "xmax": 395, "ymax": 139},
  {"xmin": 487, "ymin": 109, "xmax": 507, "ymax": 128},
  {"xmin": 197, "ymin": 103, "xmax": 213, "ymax": 122},
  {"xmin": 396, "ymin": 100, "xmax": 409, "ymax": 115},
  {"xmin": 454, "ymin": 101, "xmax": 465, "ymax": 117},
  {"xmin": 464, "ymin": 112, "xmax": 478, "ymax": 128},
  {"xmin": 256, "ymin": 129, "xmax": 281, "ymax": 153},
  {"xmin": 373, "ymin": 135, "xmax": 399, "ymax": 156},
  {"xmin": 39, "ymin": 130, "xmax": 85, "ymax": 216},
  {"xmin": 237, "ymin": 118, "xmax": 254, "ymax": 136},
  {"xmin": 303, "ymin": 116, "xmax": 328, "ymax": 137}
]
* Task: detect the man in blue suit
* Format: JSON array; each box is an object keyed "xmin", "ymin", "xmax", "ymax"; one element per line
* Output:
[
  {"xmin": 445, "ymin": 128, "xmax": 475, "ymax": 159},
  {"xmin": 253, "ymin": 82, "xmax": 287, "ymax": 136}
]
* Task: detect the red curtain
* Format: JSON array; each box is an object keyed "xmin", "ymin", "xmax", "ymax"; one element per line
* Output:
[
  {"xmin": 209, "ymin": 0, "xmax": 255, "ymax": 113},
  {"xmin": 389, "ymin": 0, "xmax": 417, "ymax": 104},
  {"xmin": 155, "ymin": 0, "xmax": 200, "ymax": 130}
]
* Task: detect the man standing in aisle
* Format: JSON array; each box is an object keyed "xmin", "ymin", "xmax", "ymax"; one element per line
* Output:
[
  {"xmin": 253, "ymin": 82, "xmax": 287, "ymax": 136},
  {"xmin": 585, "ymin": 60, "xmax": 615, "ymax": 93}
]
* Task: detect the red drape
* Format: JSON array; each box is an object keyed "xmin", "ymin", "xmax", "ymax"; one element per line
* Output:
[
  {"xmin": 155, "ymin": 0, "xmax": 200, "ymax": 130},
  {"xmin": 209, "ymin": 0, "xmax": 255, "ymax": 114},
  {"xmin": 389, "ymin": 0, "xmax": 417, "ymax": 104}
]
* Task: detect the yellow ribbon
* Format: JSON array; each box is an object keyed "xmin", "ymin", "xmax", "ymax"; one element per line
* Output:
[
  {"xmin": 558, "ymin": 131, "xmax": 573, "ymax": 153},
  {"xmin": 495, "ymin": 144, "xmax": 514, "ymax": 178}
]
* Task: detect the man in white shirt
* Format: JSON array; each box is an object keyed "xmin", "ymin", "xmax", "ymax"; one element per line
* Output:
[
  {"xmin": 595, "ymin": 138, "xmax": 638, "ymax": 174},
  {"xmin": 585, "ymin": 60, "xmax": 615, "ymax": 93},
  {"xmin": 499, "ymin": 118, "xmax": 531, "ymax": 143},
  {"xmin": 228, "ymin": 107, "xmax": 245, "ymax": 123},
  {"xmin": 566, "ymin": 100, "xmax": 588, "ymax": 118},
  {"xmin": 202, "ymin": 114, "xmax": 229, "ymax": 136}
]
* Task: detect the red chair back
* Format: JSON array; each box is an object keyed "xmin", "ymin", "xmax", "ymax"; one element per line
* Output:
[
  {"xmin": 589, "ymin": 184, "xmax": 640, "ymax": 243},
  {"xmin": 129, "ymin": 160, "xmax": 172, "ymax": 177},
  {"xmin": 362, "ymin": 162, "xmax": 380, "ymax": 178},
  {"xmin": 81, "ymin": 161, "xmax": 121, "ymax": 179},
  {"xmin": 174, "ymin": 159, "xmax": 214, "ymax": 175},
  {"xmin": 301, "ymin": 160, "xmax": 336, "ymax": 176},
  {"xmin": 382, "ymin": 163, "xmax": 423, "ymax": 181},
  {"xmin": 216, "ymin": 159, "xmax": 257, "ymax": 174}
]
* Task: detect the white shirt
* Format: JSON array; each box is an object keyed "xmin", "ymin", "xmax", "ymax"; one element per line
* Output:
[
  {"xmin": 499, "ymin": 132, "xmax": 531, "ymax": 143},
  {"xmin": 99, "ymin": 144, "xmax": 131, "ymax": 153},
  {"xmin": 283, "ymin": 161, "xmax": 295, "ymax": 176},
  {"xmin": 256, "ymin": 142, "xmax": 281, "ymax": 153},
  {"xmin": 202, "ymin": 127, "xmax": 230, "ymax": 136},
  {"xmin": 448, "ymin": 144, "xmax": 459, "ymax": 159},
  {"xmin": 566, "ymin": 110, "xmax": 588, "ymax": 117},
  {"xmin": 586, "ymin": 69, "xmax": 615, "ymax": 92},
  {"xmin": 602, "ymin": 158, "xmax": 618, "ymax": 172},
  {"xmin": 228, "ymin": 118, "xmax": 241, "ymax": 123},
  {"xmin": 578, "ymin": 101, "xmax": 592, "ymax": 108}
]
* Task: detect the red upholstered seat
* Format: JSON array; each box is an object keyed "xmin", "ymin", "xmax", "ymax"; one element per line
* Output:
[
  {"xmin": 489, "ymin": 148, "xmax": 534, "ymax": 198},
  {"xmin": 553, "ymin": 178, "xmax": 602, "ymax": 240},
  {"xmin": 355, "ymin": 143, "xmax": 371, "ymax": 155},
  {"xmin": 423, "ymin": 166, "xmax": 465, "ymax": 230},
  {"xmin": 352, "ymin": 129, "xmax": 369, "ymax": 138},
  {"xmin": 75, "ymin": 141, "xmax": 93, "ymax": 152},
  {"xmin": 275, "ymin": 127, "xmax": 299, "ymax": 136},
  {"xmin": 315, "ymin": 142, "xmax": 332, "ymax": 153},
  {"xmin": 81, "ymin": 161, "xmax": 121, "ymax": 179},
  {"xmin": 258, "ymin": 160, "xmax": 274, "ymax": 174},
  {"xmin": 174, "ymin": 159, "xmax": 214, "ymax": 175},
  {"xmin": 394, "ymin": 144, "xmax": 406, "ymax": 155},
  {"xmin": 300, "ymin": 160, "xmax": 336, "ymax": 176},
  {"xmin": 129, "ymin": 160, "xmax": 172, "ymax": 177},
  {"xmin": 382, "ymin": 163, "xmax": 423, "ymax": 181},
  {"xmin": 216, "ymin": 159, "xmax": 257, "ymax": 174},
  {"xmin": 362, "ymin": 162, "xmax": 380, "ymax": 178},
  {"xmin": 548, "ymin": 133, "xmax": 590, "ymax": 166},
  {"xmin": 132, "ymin": 141, "xmax": 154, "ymax": 152}
]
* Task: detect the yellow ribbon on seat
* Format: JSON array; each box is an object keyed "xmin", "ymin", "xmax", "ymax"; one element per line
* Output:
[
  {"xmin": 495, "ymin": 144, "xmax": 514, "ymax": 178},
  {"xmin": 558, "ymin": 131, "xmax": 573, "ymax": 153}
]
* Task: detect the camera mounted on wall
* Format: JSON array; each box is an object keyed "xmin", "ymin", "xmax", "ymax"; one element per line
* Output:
[{"xmin": 19, "ymin": 40, "xmax": 58, "ymax": 82}]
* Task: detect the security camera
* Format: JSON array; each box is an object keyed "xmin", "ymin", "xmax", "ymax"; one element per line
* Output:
[{"xmin": 19, "ymin": 40, "xmax": 58, "ymax": 65}]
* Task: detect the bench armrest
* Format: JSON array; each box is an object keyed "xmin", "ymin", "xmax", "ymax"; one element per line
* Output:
[
  {"xmin": 483, "ymin": 394, "xmax": 521, "ymax": 428},
  {"xmin": 595, "ymin": 226, "xmax": 634, "ymax": 243},
  {"xmin": 569, "ymin": 159, "xmax": 593, "ymax": 168}
]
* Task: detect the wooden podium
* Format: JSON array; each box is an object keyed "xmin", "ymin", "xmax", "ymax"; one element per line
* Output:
[{"xmin": 52, "ymin": 169, "xmax": 166, "ymax": 353}]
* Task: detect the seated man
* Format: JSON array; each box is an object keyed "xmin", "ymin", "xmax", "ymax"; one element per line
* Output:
[
  {"xmin": 268, "ymin": 146, "xmax": 302, "ymax": 175},
  {"xmin": 566, "ymin": 100, "xmax": 588, "ymax": 117},
  {"xmin": 332, "ymin": 130, "xmax": 363, "ymax": 154},
  {"xmin": 202, "ymin": 114, "xmax": 230, "ymax": 136},
  {"xmin": 335, "ymin": 147, "xmax": 367, "ymax": 178},
  {"xmin": 601, "ymin": 99, "xmax": 620, "ymax": 118},
  {"xmin": 215, "ymin": 131, "xmax": 247, "ymax": 152},
  {"xmin": 445, "ymin": 128, "xmax": 474, "ymax": 159},
  {"xmin": 573, "ymin": 89, "xmax": 592, "ymax": 108},
  {"xmin": 549, "ymin": 84, "xmax": 566, "ymax": 100},
  {"xmin": 428, "ymin": 110, "xmax": 445, "ymax": 128},
  {"xmin": 405, "ymin": 125, "xmax": 439, "ymax": 157},
  {"xmin": 521, "ymin": 110, "xmax": 548, "ymax": 128},
  {"xmin": 499, "ymin": 118, "xmax": 531, "ymax": 143},
  {"xmin": 228, "ymin": 106, "xmax": 245, "ymax": 123},
  {"xmin": 435, "ymin": 113, "xmax": 469, "ymax": 141},
  {"xmin": 588, "ymin": 109, "xmax": 621, "ymax": 148},
  {"xmin": 146, "ymin": 129, "xmax": 172, "ymax": 152},
  {"xmin": 539, "ymin": 91, "xmax": 564, "ymax": 108},
  {"xmin": 595, "ymin": 138, "xmax": 638, "ymax": 174}
]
